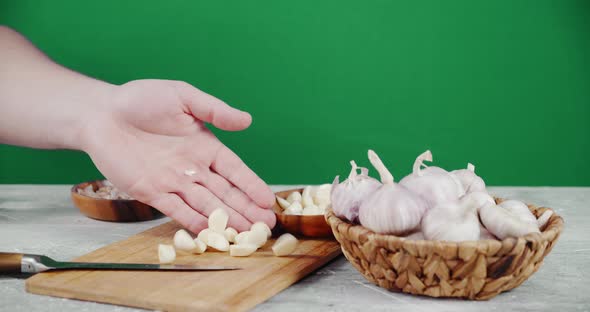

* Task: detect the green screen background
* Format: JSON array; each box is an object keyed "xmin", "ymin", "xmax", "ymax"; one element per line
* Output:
[{"xmin": 1, "ymin": 1, "xmax": 589, "ymax": 186}]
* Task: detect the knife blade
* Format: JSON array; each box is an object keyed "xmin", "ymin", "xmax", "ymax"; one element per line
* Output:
[{"xmin": 0, "ymin": 252, "xmax": 241, "ymax": 273}]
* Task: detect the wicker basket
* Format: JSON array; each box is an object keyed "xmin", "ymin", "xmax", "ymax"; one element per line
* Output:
[{"xmin": 325, "ymin": 198, "xmax": 564, "ymax": 300}]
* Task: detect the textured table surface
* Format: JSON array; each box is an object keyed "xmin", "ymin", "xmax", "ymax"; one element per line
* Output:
[{"xmin": 0, "ymin": 185, "xmax": 588, "ymax": 312}]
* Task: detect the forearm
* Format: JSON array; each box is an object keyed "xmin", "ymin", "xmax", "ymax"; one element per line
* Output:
[{"xmin": 0, "ymin": 26, "xmax": 116, "ymax": 150}]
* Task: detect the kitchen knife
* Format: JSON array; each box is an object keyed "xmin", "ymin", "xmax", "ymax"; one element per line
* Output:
[{"xmin": 0, "ymin": 252, "xmax": 241, "ymax": 273}]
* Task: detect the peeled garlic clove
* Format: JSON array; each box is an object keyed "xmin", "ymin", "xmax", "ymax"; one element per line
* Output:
[
  {"xmin": 197, "ymin": 228, "xmax": 211, "ymax": 244},
  {"xmin": 312, "ymin": 184, "xmax": 332, "ymax": 205},
  {"xmin": 286, "ymin": 191, "xmax": 302, "ymax": 204},
  {"xmin": 173, "ymin": 229, "xmax": 198, "ymax": 251},
  {"xmin": 207, "ymin": 232, "xmax": 230, "ymax": 251},
  {"xmin": 399, "ymin": 150, "xmax": 464, "ymax": 209},
  {"xmin": 537, "ymin": 210, "xmax": 553, "ymax": 229},
  {"xmin": 331, "ymin": 161, "xmax": 381, "ymax": 223},
  {"xmin": 224, "ymin": 227, "xmax": 238, "ymax": 243},
  {"xmin": 208, "ymin": 209, "xmax": 229, "ymax": 233},
  {"xmin": 234, "ymin": 231, "xmax": 250, "ymax": 245},
  {"xmin": 498, "ymin": 200, "xmax": 537, "ymax": 225},
  {"xmin": 192, "ymin": 238, "xmax": 207, "ymax": 254},
  {"xmin": 302, "ymin": 205, "xmax": 323, "ymax": 215},
  {"xmin": 230, "ymin": 244, "xmax": 258, "ymax": 257},
  {"xmin": 318, "ymin": 203, "xmax": 330, "ymax": 213},
  {"xmin": 251, "ymin": 222, "xmax": 272, "ymax": 238},
  {"xmin": 358, "ymin": 150, "xmax": 427, "ymax": 235},
  {"xmin": 276, "ymin": 196, "xmax": 291, "ymax": 210},
  {"xmin": 302, "ymin": 186, "xmax": 315, "ymax": 207},
  {"xmin": 246, "ymin": 228, "xmax": 267, "ymax": 248},
  {"xmin": 284, "ymin": 201, "xmax": 303, "ymax": 215},
  {"xmin": 421, "ymin": 201, "xmax": 480, "ymax": 241},
  {"xmin": 451, "ymin": 163, "xmax": 486, "ymax": 194},
  {"xmin": 460, "ymin": 191, "xmax": 495, "ymax": 212},
  {"xmin": 272, "ymin": 233, "xmax": 298, "ymax": 256},
  {"xmin": 158, "ymin": 244, "xmax": 176, "ymax": 264},
  {"xmin": 480, "ymin": 203, "xmax": 540, "ymax": 240}
]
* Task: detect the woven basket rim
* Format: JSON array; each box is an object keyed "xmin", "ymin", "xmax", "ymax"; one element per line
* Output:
[{"xmin": 325, "ymin": 197, "xmax": 564, "ymax": 250}]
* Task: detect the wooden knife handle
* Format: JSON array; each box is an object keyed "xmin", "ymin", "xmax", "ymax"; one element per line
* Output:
[{"xmin": 0, "ymin": 252, "xmax": 23, "ymax": 273}]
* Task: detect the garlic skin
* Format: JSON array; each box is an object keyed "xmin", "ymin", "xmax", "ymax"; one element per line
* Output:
[
  {"xmin": 331, "ymin": 160, "xmax": 381, "ymax": 223},
  {"xmin": 399, "ymin": 150, "xmax": 465, "ymax": 209},
  {"xmin": 480, "ymin": 203, "xmax": 540, "ymax": 239},
  {"xmin": 403, "ymin": 231, "xmax": 425, "ymax": 240},
  {"xmin": 421, "ymin": 201, "xmax": 480, "ymax": 242},
  {"xmin": 479, "ymin": 223, "xmax": 497, "ymax": 240},
  {"xmin": 358, "ymin": 150, "xmax": 427, "ymax": 235},
  {"xmin": 460, "ymin": 191, "xmax": 495, "ymax": 212},
  {"xmin": 498, "ymin": 200, "xmax": 537, "ymax": 226},
  {"xmin": 451, "ymin": 163, "xmax": 486, "ymax": 194}
]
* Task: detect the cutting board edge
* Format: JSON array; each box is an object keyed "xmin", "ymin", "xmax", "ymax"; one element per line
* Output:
[
  {"xmin": 226, "ymin": 244, "xmax": 343, "ymax": 311},
  {"xmin": 26, "ymin": 278, "xmax": 228, "ymax": 312}
]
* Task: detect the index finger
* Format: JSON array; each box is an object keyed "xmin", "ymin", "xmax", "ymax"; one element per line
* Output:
[{"xmin": 210, "ymin": 145, "xmax": 275, "ymax": 208}]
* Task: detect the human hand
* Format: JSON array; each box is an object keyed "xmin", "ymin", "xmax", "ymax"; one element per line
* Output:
[{"xmin": 81, "ymin": 79, "xmax": 276, "ymax": 233}]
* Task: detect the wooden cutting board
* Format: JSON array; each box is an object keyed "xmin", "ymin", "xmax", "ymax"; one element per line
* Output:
[{"xmin": 25, "ymin": 221, "xmax": 342, "ymax": 312}]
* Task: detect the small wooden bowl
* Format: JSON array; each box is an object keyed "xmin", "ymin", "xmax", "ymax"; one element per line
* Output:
[
  {"xmin": 71, "ymin": 180, "xmax": 163, "ymax": 222},
  {"xmin": 273, "ymin": 188, "xmax": 333, "ymax": 238}
]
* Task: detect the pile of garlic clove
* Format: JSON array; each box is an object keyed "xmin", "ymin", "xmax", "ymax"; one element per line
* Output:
[
  {"xmin": 276, "ymin": 185, "xmax": 332, "ymax": 216},
  {"xmin": 77, "ymin": 180, "xmax": 134, "ymax": 200},
  {"xmin": 332, "ymin": 149, "xmax": 554, "ymax": 242},
  {"xmin": 157, "ymin": 209, "xmax": 298, "ymax": 263}
]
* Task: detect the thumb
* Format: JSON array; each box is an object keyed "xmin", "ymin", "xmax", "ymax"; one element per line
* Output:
[{"xmin": 173, "ymin": 81, "xmax": 252, "ymax": 131}]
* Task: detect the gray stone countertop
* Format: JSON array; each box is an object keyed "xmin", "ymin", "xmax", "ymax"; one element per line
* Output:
[{"xmin": 0, "ymin": 185, "xmax": 588, "ymax": 312}]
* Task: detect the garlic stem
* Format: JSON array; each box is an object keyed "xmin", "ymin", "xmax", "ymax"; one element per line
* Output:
[
  {"xmin": 467, "ymin": 163, "xmax": 475, "ymax": 172},
  {"xmin": 368, "ymin": 150, "xmax": 394, "ymax": 184},
  {"xmin": 348, "ymin": 161, "xmax": 358, "ymax": 180},
  {"xmin": 412, "ymin": 150, "xmax": 433, "ymax": 177}
]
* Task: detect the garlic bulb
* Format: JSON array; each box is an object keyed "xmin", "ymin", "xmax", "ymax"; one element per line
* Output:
[
  {"xmin": 421, "ymin": 201, "xmax": 480, "ymax": 242},
  {"xmin": 498, "ymin": 200, "xmax": 537, "ymax": 226},
  {"xmin": 479, "ymin": 203, "xmax": 540, "ymax": 239},
  {"xmin": 358, "ymin": 150, "xmax": 427, "ymax": 235},
  {"xmin": 403, "ymin": 231, "xmax": 425, "ymax": 240},
  {"xmin": 450, "ymin": 163, "xmax": 486, "ymax": 194},
  {"xmin": 399, "ymin": 150, "xmax": 465, "ymax": 209},
  {"xmin": 331, "ymin": 160, "xmax": 381, "ymax": 222},
  {"xmin": 479, "ymin": 223, "xmax": 497, "ymax": 240},
  {"xmin": 460, "ymin": 191, "xmax": 495, "ymax": 212}
]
